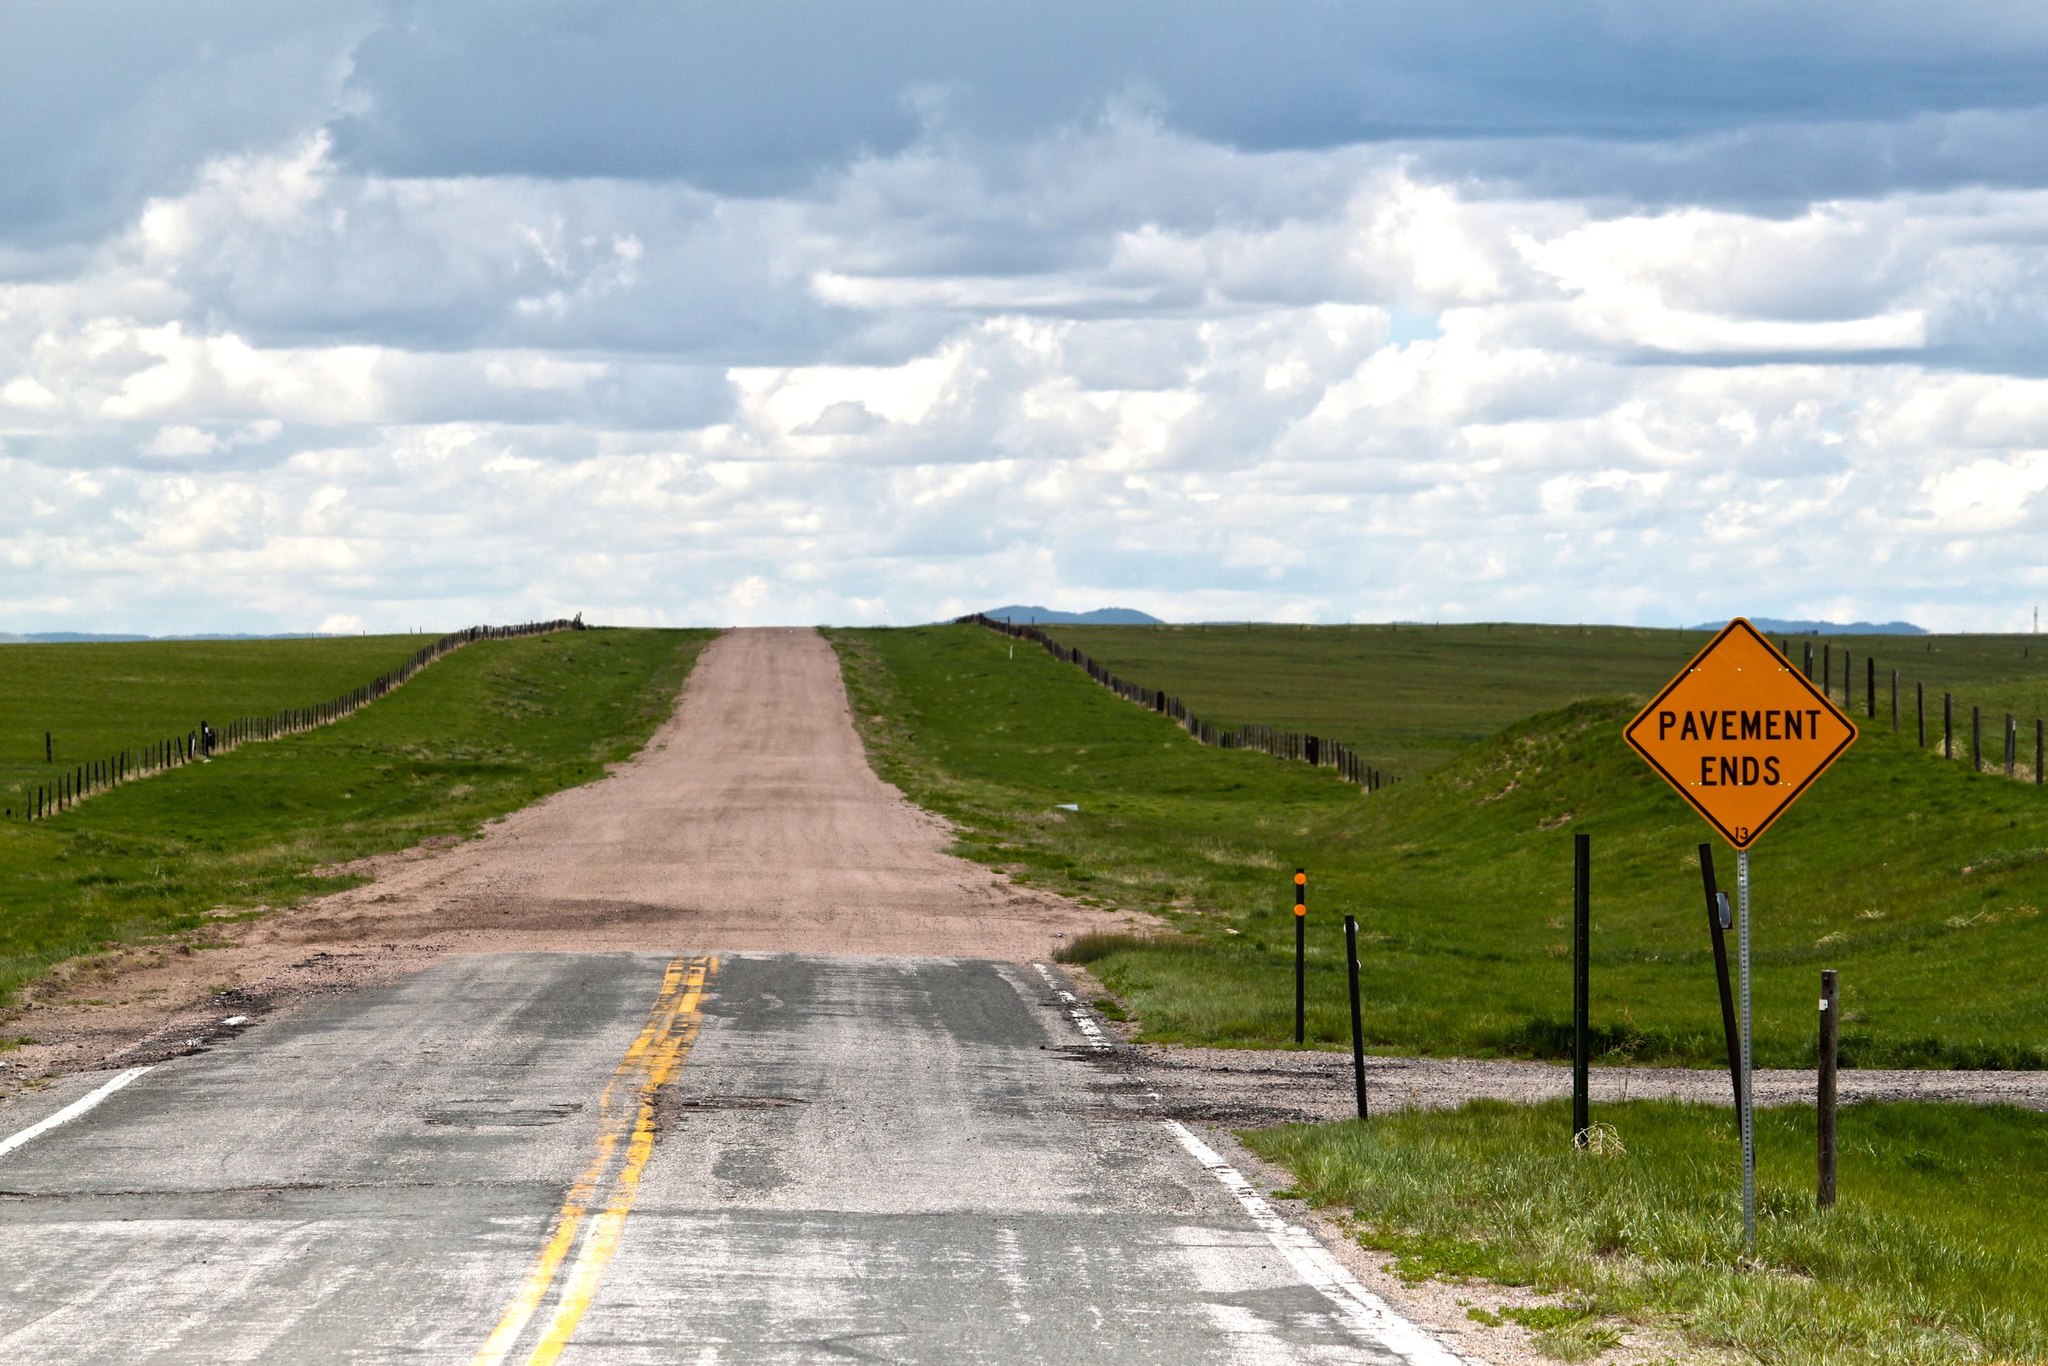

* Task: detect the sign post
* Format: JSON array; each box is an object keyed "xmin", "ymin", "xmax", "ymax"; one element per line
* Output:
[{"xmin": 1624, "ymin": 618, "xmax": 1855, "ymax": 1254}]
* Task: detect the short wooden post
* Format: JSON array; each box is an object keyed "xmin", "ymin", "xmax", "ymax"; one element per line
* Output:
[
  {"xmin": 1819, "ymin": 969, "xmax": 1839, "ymax": 1209},
  {"xmin": 45, "ymin": 731, "xmax": 52, "ymax": 763}
]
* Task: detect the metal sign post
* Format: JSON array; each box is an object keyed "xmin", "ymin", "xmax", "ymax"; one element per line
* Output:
[
  {"xmin": 1623, "ymin": 619, "xmax": 1857, "ymax": 1261},
  {"xmin": 1738, "ymin": 848, "xmax": 1754, "ymax": 1252}
]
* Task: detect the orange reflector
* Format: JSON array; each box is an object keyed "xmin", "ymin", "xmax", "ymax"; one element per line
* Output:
[{"xmin": 1293, "ymin": 873, "xmax": 1306, "ymax": 886}]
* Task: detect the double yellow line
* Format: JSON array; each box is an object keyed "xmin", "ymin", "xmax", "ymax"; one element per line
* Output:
[{"xmin": 475, "ymin": 955, "xmax": 718, "ymax": 1366}]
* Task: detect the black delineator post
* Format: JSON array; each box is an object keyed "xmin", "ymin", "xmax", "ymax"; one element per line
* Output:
[
  {"xmin": 1293, "ymin": 869, "xmax": 1307, "ymax": 1046},
  {"xmin": 2007, "ymin": 714, "xmax": 2018, "ymax": 779},
  {"xmin": 1698, "ymin": 844, "xmax": 1743, "ymax": 1118},
  {"xmin": 1866, "ymin": 656, "xmax": 1876, "ymax": 719},
  {"xmin": 1917, "ymin": 683, "xmax": 1925, "ymax": 747},
  {"xmin": 1819, "ymin": 969, "xmax": 1839, "ymax": 1210},
  {"xmin": 1944, "ymin": 693, "xmax": 1952, "ymax": 759},
  {"xmin": 1344, "ymin": 914, "xmax": 1367, "ymax": 1120},
  {"xmin": 1572, "ymin": 832, "xmax": 1591, "ymax": 1146}
]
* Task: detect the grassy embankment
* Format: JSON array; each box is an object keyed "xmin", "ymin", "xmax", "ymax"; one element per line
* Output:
[
  {"xmin": 0, "ymin": 629, "xmax": 709, "ymax": 1003},
  {"xmin": 831, "ymin": 625, "xmax": 2048, "ymax": 1068},
  {"xmin": 1059, "ymin": 622, "xmax": 2048, "ymax": 779},
  {"xmin": 0, "ymin": 635, "xmax": 438, "ymax": 815},
  {"xmin": 1248, "ymin": 1101, "xmax": 2048, "ymax": 1364}
]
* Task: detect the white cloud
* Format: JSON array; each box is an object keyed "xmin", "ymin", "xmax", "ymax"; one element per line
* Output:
[{"xmin": 4, "ymin": 20, "xmax": 2048, "ymax": 634}]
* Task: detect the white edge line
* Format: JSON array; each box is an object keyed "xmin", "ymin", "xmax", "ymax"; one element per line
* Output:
[
  {"xmin": 0, "ymin": 1066, "xmax": 153, "ymax": 1161},
  {"xmin": 1164, "ymin": 1120, "xmax": 1481, "ymax": 1366}
]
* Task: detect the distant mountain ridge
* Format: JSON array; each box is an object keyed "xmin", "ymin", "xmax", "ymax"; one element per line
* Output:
[
  {"xmin": 1690, "ymin": 618, "xmax": 1927, "ymax": 636},
  {"xmin": 981, "ymin": 605, "xmax": 1163, "ymax": 626}
]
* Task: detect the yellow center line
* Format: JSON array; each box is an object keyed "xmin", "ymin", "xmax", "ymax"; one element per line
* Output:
[{"xmin": 473, "ymin": 956, "xmax": 716, "ymax": 1366}]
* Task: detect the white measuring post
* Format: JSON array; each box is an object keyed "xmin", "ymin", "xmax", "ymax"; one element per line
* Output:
[{"xmin": 1737, "ymin": 847, "xmax": 1755, "ymax": 1254}]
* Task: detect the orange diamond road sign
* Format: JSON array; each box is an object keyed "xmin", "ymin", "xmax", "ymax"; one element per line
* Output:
[{"xmin": 1625, "ymin": 618, "xmax": 1856, "ymax": 849}]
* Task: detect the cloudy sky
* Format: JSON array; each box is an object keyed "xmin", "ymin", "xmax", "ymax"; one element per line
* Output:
[{"xmin": 6, "ymin": 2, "xmax": 2048, "ymax": 632}]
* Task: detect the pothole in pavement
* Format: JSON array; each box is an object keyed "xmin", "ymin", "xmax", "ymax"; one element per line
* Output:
[{"xmin": 423, "ymin": 1099, "xmax": 585, "ymax": 1127}]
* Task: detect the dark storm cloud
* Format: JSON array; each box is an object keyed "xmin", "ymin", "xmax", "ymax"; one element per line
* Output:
[
  {"xmin": 330, "ymin": 1, "xmax": 2048, "ymax": 203},
  {"xmin": 0, "ymin": 2, "xmax": 370, "ymax": 244}
]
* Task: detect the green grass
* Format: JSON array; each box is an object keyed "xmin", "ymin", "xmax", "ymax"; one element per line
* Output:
[
  {"xmin": 0, "ymin": 629, "xmax": 709, "ymax": 1003},
  {"xmin": 1245, "ymin": 1099, "xmax": 2048, "ymax": 1364},
  {"xmin": 1052, "ymin": 624, "xmax": 2048, "ymax": 778},
  {"xmin": 831, "ymin": 625, "xmax": 2048, "ymax": 1067},
  {"xmin": 0, "ymin": 635, "xmax": 439, "ymax": 813}
]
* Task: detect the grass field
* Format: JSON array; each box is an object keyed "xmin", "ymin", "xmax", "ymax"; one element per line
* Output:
[
  {"xmin": 0, "ymin": 629, "xmax": 708, "ymax": 1004},
  {"xmin": 1052, "ymin": 623, "xmax": 2048, "ymax": 778},
  {"xmin": 832, "ymin": 625, "xmax": 2048, "ymax": 1067},
  {"xmin": 0, "ymin": 635, "xmax": 438, "ymax": 814},
  {"xmin": 1245, "ymin": 1099, "xmax": 2048, "ymax": 1364}
]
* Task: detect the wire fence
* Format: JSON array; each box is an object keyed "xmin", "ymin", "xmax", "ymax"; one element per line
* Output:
[
  {"xmin": 968, "ymin": 619, "xmax": 2048, "ymax": 795},
  {"xmin": 15, "ymin": 617, "xmax": 585, "ymax": 822},
  {"xmin": 1795, "ymin": 639, "xmax": 2048, "ymax": 785},
  {"xmin": 962, "ymin": 614, "xmax": 1391, "ymax": 791}
]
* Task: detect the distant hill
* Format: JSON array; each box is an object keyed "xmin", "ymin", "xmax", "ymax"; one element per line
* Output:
[
  {"xmin": 1690, "ymin": 618, "xmax": 1927, "ymax": 636},
  {"xmin": 981, "ymin": 605, "xmax": 1164, "ymax": 626}
]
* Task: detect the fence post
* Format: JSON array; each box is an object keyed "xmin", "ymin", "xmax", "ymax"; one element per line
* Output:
[
  {"xmin": 1803, "ymin": 643, "xmax": 1814, "ymax": 680},
  {"xmin": 1819, "ymin": 969, "xmax": 1839, "ymax": 1210},
  {"xmin": 2007, "ymin": 714, "xmax": 2017, "ymax": 779},
  {"xmin": 1344, "ymin": 915, "xmax": 1367, "ymax": 1120},
  {"xmin": 1944, "ymin": 693, "xmax": 1952, "ymax": 759},
  {"xmin": 1866, "ymin": 656, "xmax": 1875, "ymax": 719},
  {"xmin": 1294, "ymin": 870, "xmax": 1307, "ymax": 1046},
  {"xmin": 1573, "ymin": 832, "xmax": 1591, "ymax": 1147},
  {"xmin": 1918, "ymin": 683, "xmax": 1926, "ymax": 748}
]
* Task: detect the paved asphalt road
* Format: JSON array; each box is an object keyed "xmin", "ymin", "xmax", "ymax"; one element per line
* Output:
[{"xmin": 0, "ymin": 952, "xmax": 1459, "ymax": 1364}]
